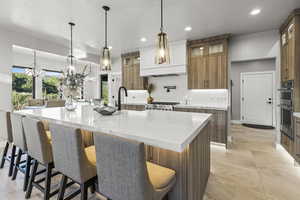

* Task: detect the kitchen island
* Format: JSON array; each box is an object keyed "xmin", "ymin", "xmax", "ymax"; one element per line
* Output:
[{"xmin": 17, "ymin": 105, "xmax": 212, "ymax": 200}]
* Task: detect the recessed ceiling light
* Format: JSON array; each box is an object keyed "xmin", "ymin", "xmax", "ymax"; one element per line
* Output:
[
  {"xmin": 184, "ymin": 26, "xmax": 192, "ymax": 32},
  {"xmin": 250, "ymin": 8, "xmax": 261, "ymax": 16},
  {"xmin": 140, "ymin": 37, "xmax": 147, "ymax": 42}
]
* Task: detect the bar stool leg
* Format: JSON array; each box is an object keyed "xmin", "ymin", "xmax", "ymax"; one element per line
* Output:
[
  {"xmin": 23, "ymin": 155, "xmax": 32, "ymax": 191},
  {"xmin": 8, "ymin": 145, "xmax": 16, "ymax": 177},
  {"xmin": 80, "ymin": 182, "xmax": 88, "ymax": 200},
  {"xmin": 0, "ymin": 142, "xmax": 9, "ymax": 168},
  {"xmin": 12, "ymin": 148, "xmax": 22, "ymax": 180},
  {"xmin": 44, "ymin": 163, "xmax": 53, "ymax": 200},
  {"xmin": 57, "ymin": 175, "xmax": 68, "ymax": 200},
  {"xmin": 25, "ymin": 160, "xmax": 38, "ymax": 199}
]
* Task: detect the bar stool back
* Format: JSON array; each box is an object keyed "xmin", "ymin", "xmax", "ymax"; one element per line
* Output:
[
  {"xmin": 22, "ymin": 117, "xmax": 59, "ymax": 200},
  {"xmin": 49, "ymin": 122, "xmax": 97, "ymax": 200},
  {"xmin": 94, "ymin": 132, "xmax": 176, "ymax": 200},
  {"xmin": 0, "ymin": 110, "xmax": 16, "ymax": 177},
  {"xmin": 10, "ymin": 113, "xmax": 31, "ymax": 191}
]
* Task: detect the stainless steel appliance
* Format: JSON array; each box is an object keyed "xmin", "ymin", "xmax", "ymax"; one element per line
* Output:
[
  {"xmin": 145, "ymin": 102, "xmax": 180, "ymax": 111},
  {"xmin": 279, "ymin": 80, "xmax": 294, "ymax": 140}
]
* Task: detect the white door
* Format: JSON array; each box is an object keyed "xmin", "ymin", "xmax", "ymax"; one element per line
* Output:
[{"xmin": 241, "ymin": 71, "xmax": 275, "ymax": 126}]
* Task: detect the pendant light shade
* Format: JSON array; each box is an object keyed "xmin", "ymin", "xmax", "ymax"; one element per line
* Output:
[
  {"xmin": 67, "ymin": 22, "xmax": 76, "ymax": 75},
  {"xmin": 101, "ymin": 6, "xmax": 112, "ymax": 71},
  {"xmin": 155, "ymin": 0, "xmax": 170, "ymax": 65}
]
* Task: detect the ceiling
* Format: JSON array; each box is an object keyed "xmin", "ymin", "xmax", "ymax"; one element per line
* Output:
[{"xmin": 0, "ymin": 0, "xmax": 300, "ymax": 58}]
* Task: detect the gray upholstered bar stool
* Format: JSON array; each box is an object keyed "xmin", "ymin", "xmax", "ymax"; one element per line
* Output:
[
  {"xmin": 48, "ymin": 122, "xmax": 97, "ymax": 200},
  {"xmin": 22, "ymin": 117, "xmax": 60, "ymax": 200},
  {"xmin": 10, "ymin": 113, "xmax": 32, "ymax": 191},
  {"xmin": 0, "ymin": 110, "xmax": 17, "ymax": 177},
  {"xmin": 94, "ymin": 132, "xmax": 176, "ymax": 200}
]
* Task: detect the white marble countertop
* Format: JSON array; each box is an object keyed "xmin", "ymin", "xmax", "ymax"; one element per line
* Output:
[
  {"xmin": 293, "ymin": 112, "xmax": 300, "ymax": 118},
  {"xmin": 174, "ymin": 104, "xmax": 229, "ymax": 111},
  {"xmin": 16, "ymin": 105, "xmax": 211, "ymax": 152}
]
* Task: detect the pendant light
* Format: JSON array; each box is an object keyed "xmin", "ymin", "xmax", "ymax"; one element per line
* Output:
[
  {"xmin": 101, "ymin": 6, "xmax": 112, "ymax": 71},
  {"xmin": 25, "ymin": 50, "xmax": 44, "ymax": 77},
  {"xmin": 155, "ymin": 0, "xmax": 170, "ymax": 65},
  {"xmin": 67, "ymin": 22, "xmax": 76, "ymax": 75}
]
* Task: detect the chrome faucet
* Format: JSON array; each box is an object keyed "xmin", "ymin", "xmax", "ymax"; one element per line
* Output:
[{"xmin": 117, "ymin": 86, "xmax": 128, "ymax": 111}]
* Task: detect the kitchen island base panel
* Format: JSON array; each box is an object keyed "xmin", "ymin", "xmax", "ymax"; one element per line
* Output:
[{"xmin": 145, "ymin": 122, "xmax": 211, "ymax": 200}]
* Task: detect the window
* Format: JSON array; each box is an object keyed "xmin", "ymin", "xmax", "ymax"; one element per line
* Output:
[
  {"xmin": 12, "ymin": 66, "xmax": 34, "ymax": 110},
  {"xmin": 101, "ymin": 74, "xmax": 109, "ymax": 105},
  {"xmin": 42, "ymin": 70, "xmax": 63, "ymax": 100}
]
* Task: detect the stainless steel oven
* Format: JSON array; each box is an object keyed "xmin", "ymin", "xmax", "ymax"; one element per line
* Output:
[{"xmin": 279, "ymin": 80, "xmax": 294, "ymax": 140}]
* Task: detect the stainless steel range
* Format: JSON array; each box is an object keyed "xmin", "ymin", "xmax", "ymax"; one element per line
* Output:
[
  {"xmin": 279, "ymin": 80, "xmax": 294, "ymax": 140},
  {"xmin": 145, "ymin": 102, "xmax": 180, "ymax": 111}
]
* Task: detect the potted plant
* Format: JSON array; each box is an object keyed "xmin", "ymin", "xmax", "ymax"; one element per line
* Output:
[{"xmin": 147, "ymin": 83, "xmax": 154, "ymax": 104}]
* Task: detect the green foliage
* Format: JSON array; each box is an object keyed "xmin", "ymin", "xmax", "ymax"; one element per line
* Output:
[
  {"xmin": 12, "ymin": 91, "xmax": 32, "ymax": 110},
  {"xmin": 12, "ymin": 73, "xmax": 33, "ymax": 93},
  {"xmin": 101, "ymin": 81, "xmax": 109, "ymax": 105},
  {"xmin": 43, "ymin": 76, "xmax": 60, "ymax": 95}
]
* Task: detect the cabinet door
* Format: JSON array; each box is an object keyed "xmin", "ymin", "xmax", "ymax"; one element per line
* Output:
[
  {"xmin": 281, "ymin": 33, "xmax": 288, "ymax": 82},
  {"xmin": 122, "ymin": 57, "xmax": 133, "ymax": 89},
  {"xmin": 133, "ymin": 56, "xmax": 147, "ymax": 90},
  {"xmin": 188, "ymin": 46, "xmax": 208, "ymax": 89},
  {"xmin": 287, "ymin": 23, "xmax": 295, "ymax": 81},
  {"xmin": 207, "ymin": 43, "xmax": 227, "ymax": 89}
]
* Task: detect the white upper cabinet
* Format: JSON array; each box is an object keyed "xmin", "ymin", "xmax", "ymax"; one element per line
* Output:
[{"xmin": 140, "ymin": 40, "xmax": 187, "ymax": 76}]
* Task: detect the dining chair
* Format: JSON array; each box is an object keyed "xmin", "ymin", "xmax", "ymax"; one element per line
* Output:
[
  {"xmin": 0, "ymin": 110, "xmax": 16, "ymax": 177},
  {"xmin": 93, "ymin": 132, "xmax": 176, "ymax": 200},
  {"xmin": 22, "ymin": 117, "xmax": 60, "ymax": 200},
  {"xmin": 49, "ymin": 122, "xmax": 97, "ymax": 200},
  {"xmin": 10, "ymin": 113, "xmax": 32, "ymax": 191},
  {"xmin": 45, "ymin": 100, "xmax": 66, "ymax": 108}
]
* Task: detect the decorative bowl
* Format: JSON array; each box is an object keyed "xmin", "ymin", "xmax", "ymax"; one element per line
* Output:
[{"xmin": 94, "ymin": 106, "xmax": 117, "ymax": 116}]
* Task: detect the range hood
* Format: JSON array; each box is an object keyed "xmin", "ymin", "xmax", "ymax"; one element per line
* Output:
[{"xmin": 139, "ymin": 40, "xmax": 187, "ymax": 77}]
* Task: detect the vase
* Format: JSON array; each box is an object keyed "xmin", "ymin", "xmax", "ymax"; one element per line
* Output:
[
  {"xmin": 147, "ymin": 96, "xmax": 154, "ymax": 104},
  {"xmin": 65, "ymin": 97, "xmax": 77, "ymax": 111}
]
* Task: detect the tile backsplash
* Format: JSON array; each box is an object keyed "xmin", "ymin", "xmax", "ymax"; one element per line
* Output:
[{"xmin": 125, "ymin": 74, "xmax": 229, "ymax": 106}]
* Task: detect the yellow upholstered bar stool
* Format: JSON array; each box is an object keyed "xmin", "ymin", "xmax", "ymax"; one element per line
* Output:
[
  {"xmin": 94, "ymin": 132, "xmax": 176, "ymax": 200},
  {"xmin": 48, "ymin": 122, "xmax": 97, "ymax": 200},
  {"xmin": 0, "ymin": 110, "xmax": 17, "ymax": 177},
  {"xmin": 22, "ymin": 117, "xmax": 60, "ymax": 200}
]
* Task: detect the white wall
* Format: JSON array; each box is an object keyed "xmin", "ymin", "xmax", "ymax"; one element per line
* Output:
[
  {"xmin": 0, "ymin": 29, "xmax": 13, "ymax": 111},
  {"xmin": 230, "ymin": 30, "xmax": 280, "ymax": 62}
]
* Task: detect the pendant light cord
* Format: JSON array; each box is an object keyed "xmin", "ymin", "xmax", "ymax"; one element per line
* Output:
[
  {"xmin": 105, "ymin": 9, "xmax": 108, "ymax": 48},
  {"xmin": 160, "ymin": 0, "xmax": 163, "ymax": 32},
  {"xmin": 70, "ymin": 23, "xmax": 73, "ymax": 66}
]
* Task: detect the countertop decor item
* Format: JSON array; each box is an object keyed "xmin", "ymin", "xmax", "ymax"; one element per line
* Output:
[
  {"xmin": 94, "ymin": 106, "xmax": 116, "ymax": 116},
  {"xmin": 155, "ymin": 0, "xmax": 170, "ymax": 65},
  {"xmin": 100, "ymin": 6, "xmax": 112, "ymax": 71},
  {"xmin": 147, "ymin": 83, "xmax": 154, "ymax": 104}
]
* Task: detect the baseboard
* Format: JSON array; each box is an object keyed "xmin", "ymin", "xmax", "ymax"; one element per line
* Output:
[
  {"xmin": 210, "ymin": 142, "xmax": 226, "ymax": 148},
  {"xmin": 231, "ymin": 120, "xmax": 242, "ymax": 124}
]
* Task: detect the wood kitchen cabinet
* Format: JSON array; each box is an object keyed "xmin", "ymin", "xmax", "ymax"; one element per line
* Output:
[
  {"xmin": 187, "ymin": 35, "xmax": 230, "ymax": 89},
  {"xmin": 174, "ymin": 107, "xmax": 228, "ymax": 146},
  {"xmin": 280, "ymin": 21, "xmax": 296, "ymax": 82},
  {"xmin": 294, "ymin": 117, "xmax": 300, "ymax": 163},
  {"xmin": 122, "ymin": 52, "xmax": 148, "ymax": 90}
]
